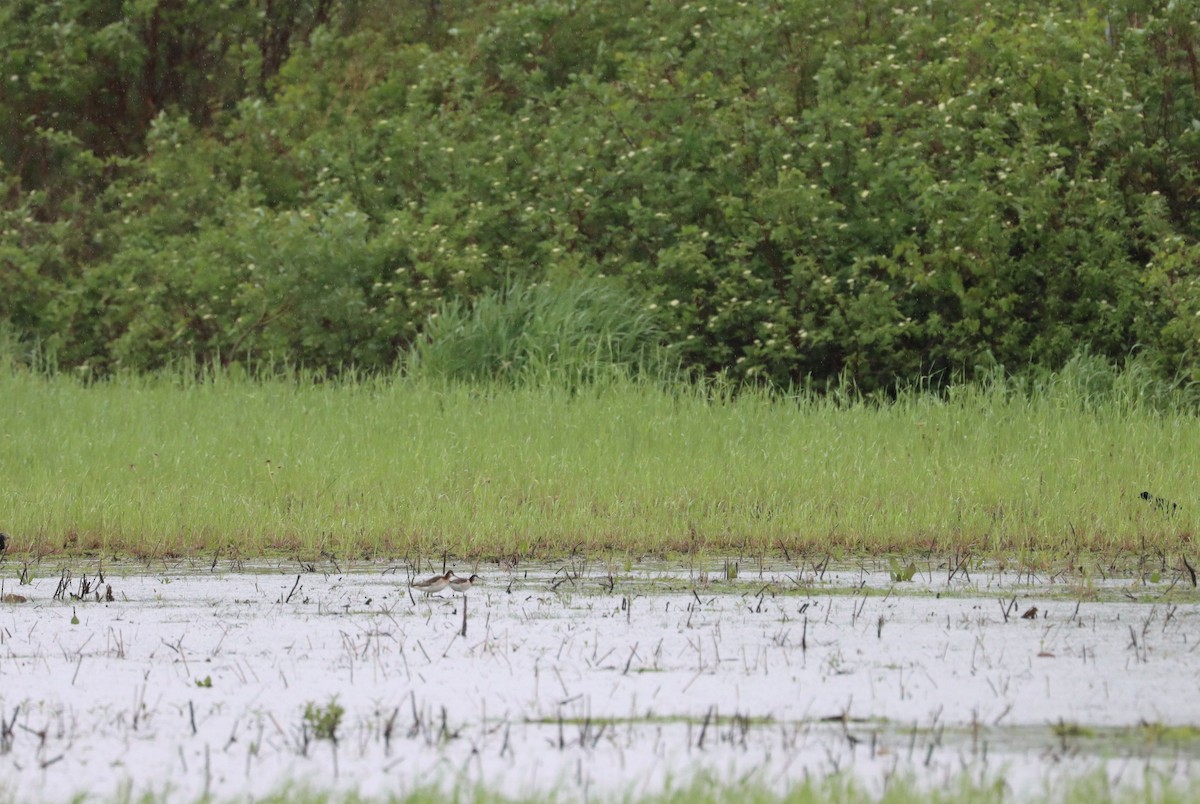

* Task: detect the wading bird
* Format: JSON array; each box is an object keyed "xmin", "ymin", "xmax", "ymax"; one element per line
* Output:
[
  {"xmin": 449, "ymin": 573, "xmax": 480, "ymax": 593},
  {"xmin": 411, "ymin": 570, "xmax": 453, "ymax": 594}
]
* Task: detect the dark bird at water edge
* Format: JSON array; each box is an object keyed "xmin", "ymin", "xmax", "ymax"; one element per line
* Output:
[{"xmin": 1140, "ymin": 491, "xmax": 1180, "ymax": 513}]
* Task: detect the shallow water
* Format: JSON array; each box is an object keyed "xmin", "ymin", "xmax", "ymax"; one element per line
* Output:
[{"xmin": 0, "ymin": 559, "xmax": 1197, "ymax": 801}]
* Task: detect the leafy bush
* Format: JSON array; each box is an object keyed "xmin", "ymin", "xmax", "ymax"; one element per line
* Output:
[{"xmin": 2, "ymin": 0, "xmax": 1199, "ymax": 392}]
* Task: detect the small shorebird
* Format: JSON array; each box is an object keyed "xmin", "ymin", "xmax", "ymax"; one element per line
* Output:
[
  {"xmin": 411, "ymin": 570, "xmax": 453, "ymax": 594},
  {"xmin": 449, "ymin": 574, "xmax": 480, "ymax": 593}
]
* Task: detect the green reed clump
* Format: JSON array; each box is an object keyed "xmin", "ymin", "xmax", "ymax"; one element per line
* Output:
[{"xmin": 407, "ymin": 278, "xmax": 672, "ymax": 389}]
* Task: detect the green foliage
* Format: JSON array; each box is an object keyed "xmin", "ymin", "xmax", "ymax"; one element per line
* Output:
[
  {"xmin": 889, "ymin": 560, "xmax": 917, "ymax": 583},
  {"xmin": 408, "ymin": 278, "xmax": 670, "ymax": 387},
  {"xmin": 303, "ymin": 699, "xmax": 344, "ymax": 742},
  {"xmin": 0, "ymin": 0, "xmax": 342, "ymax": 186},
  {"xmin": 3, "ymin": 0, "xmax": 1200, "ymax": 391}
]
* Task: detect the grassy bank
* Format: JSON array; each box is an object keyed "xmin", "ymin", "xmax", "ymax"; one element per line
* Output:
[
  {"xmin": 0, "ymin": 365, "xmax": 1196, "ymax": 561},
  {"xmin": 39, "ymin": 770, "xmax": 1194, "ymax": 804}
]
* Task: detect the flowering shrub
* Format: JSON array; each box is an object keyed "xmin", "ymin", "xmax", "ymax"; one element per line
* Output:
[{"xmin": 1, "ymin": 0, "xmax": 1198, "ymax": 389}]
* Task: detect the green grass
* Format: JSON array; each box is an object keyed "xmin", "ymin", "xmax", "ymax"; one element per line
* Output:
[
  {"xmin": 30, "ymin": 770, "xmax": 1194, "ymax": 804},
  {"xmin": 1, "ymin": 361, "xmax": 1198, "ymax": 561},
  {"xmin": 408, "ymin": 278, "xmax": 669, "ymax": 388}
]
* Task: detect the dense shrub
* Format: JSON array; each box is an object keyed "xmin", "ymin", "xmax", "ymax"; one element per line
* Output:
[{"xmin": 1, "ymin": 0, "xmax": 1199, "ymax": 390}]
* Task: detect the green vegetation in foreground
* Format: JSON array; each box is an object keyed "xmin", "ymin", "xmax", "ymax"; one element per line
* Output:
[
  {"xmin": 1, "ymin": 360, "xmax": 1198, "ymax": 561},
  {"xmin": 528, "ymin": 716, "xmax": 1200, "ymax": 757},
  {"xmin": 54, "ymin": 770, "xmax": 1195, "ymax": 804}
]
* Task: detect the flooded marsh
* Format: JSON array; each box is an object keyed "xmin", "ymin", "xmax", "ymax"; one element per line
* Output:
[{"xmin": 0, "ymin": 560, "xmax": 1197, "ymax": 801}]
